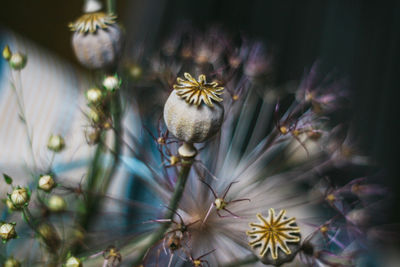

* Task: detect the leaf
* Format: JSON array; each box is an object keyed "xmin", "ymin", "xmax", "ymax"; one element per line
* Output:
[{"xmin": 3, "ymin": 173, "xmax": 13, "ymax": 185}]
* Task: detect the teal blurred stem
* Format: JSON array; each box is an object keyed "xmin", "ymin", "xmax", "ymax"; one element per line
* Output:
[{"xmin": 130, "ymin": 157, "xmax": 194, "ymax": 265}]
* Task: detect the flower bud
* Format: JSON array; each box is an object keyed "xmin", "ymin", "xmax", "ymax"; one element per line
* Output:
[
  {"xmin": 38, "ymin": 175, "xmax": 55, "ymax": 192},
  {"xmin": 10, "ymin": 187, "xmax": 29, "ymax": 208},
  {"xmin": 86, "ymin": 88, "xmax": 103, "ymax": 105},
  {"xmin": 102, "ymin": 75, "xmax": 121, "ymax": 91},
  {"xmin": 4, "ymin": 257, "xmax": 20, "ymax": 267},
  {"xmin": 47, "ymin": 195, "xmax": 67, "ymax": 212},
  {"xmin": 47, "ymin": 134, "xmax": 65, "ymax": 152},
  {"xmin": 2, "ymin": 45, "xmax": 12, "ymax": 61},
  {"xmin": 65, "ymin": 256, "xmax": 82, "ymax": 267},
  {"xmin": 163, "ymin": 73, "xmax": 224, "ymax": 146},
  {"xmin": 9, "ymin": 52, "xmax": 27, "ymax": 70},
  {"xmin": 0, "ymin": 222, "xmax": 17, "ymax": 242}
]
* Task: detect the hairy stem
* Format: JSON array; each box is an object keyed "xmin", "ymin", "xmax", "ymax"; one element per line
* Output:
[{"xmin": 130, "ymin": 158, "xmax": 194, "ymax": 265}]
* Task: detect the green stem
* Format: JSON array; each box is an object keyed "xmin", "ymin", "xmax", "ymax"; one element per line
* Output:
[
  {"xmin": 221, "ymin": 255, "xmax": 259, "ymax": 267},
  {"xmin": 130, "ymin": 158, "xmax": 193, "ymax": 265},
  {"xmin": 106, "ymin": 0, "xmax": 116, "ymax": 15}
]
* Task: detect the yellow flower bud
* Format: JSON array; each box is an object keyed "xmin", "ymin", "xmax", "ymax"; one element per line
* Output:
[{"xmin": 2, "ymin": 45, "xmax": 12, "ymax": 61}]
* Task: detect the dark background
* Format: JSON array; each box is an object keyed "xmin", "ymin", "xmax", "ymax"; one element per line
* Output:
[{"xmin": 1, "ymin": 0, "xmax": 399, "ymax": 221}]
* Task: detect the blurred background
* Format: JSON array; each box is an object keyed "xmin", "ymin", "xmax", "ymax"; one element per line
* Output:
[{"xmin": 1, "ymin": 0, "xmax": 399, "ymax": 246}]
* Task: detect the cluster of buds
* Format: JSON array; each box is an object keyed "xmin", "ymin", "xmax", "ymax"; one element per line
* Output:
[
  {"xmin": 84, "ymin": 75, "xmax": 121, "ymax": 145},
  {"xmin": 2, "ymin": 45, "xmax": 27, "ymax": 70}
]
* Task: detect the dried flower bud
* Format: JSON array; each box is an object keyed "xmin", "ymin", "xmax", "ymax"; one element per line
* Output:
[
  {"xmin": 38, "ymin": 175, "xmax": 55, "ymax": 192},
  {"xmin": 3, "ymin": 257, "xmax": 20, "ymax": 267},
  {"xmin": 10, "ymin": 187, "xmax": 30, "ymax": 208},
  {"xmin": 9, "ymin": 52, "xmax": 27, "ymax": 70},
  {"xmin": 47, "ymin": 195, "xmax": 67, "ymax": 212},
  {"xmin": 0, "ymin": 222, "xmax": 17, "ymax": 242},
  {"xmin": 247, "ymin": 209, "xmax": 301, "ymax": 266},
  {"xmin": 86, "ymin": 88, "xmax": 103, "ymax": 105},
  {"xmin": 164, "ymin": 73, "xmax": 224, "ymax": 145},
  {"xmin": 2, "ymin": 45, "xmax": 12, "ymax": 61},
  {"xmin": 102, "ymin": 75, "xmax": 121, "ymax": 91},
  {"xmin": 47, "ymin": 134, "xmax": 65, "ymax": 152},
  {"xmin": 65, "ymin": 256, "xmax": 82, "ymax": 267},
  {"xmin": 70, "ymin": 12, "xmax": 123, "ymax": 69}
]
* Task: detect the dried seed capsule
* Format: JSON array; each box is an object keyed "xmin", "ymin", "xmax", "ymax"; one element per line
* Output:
[
  {"xmin": 163, "ymin": 73, "xmax": 224, "ymax": 145},
  {"xmin": 10, "ymin": 187, "xmax": 29, "ymax": 208},
  {"xmin": 69, "ymin": 12, "xmax": 123, "ymax": 69},
  {"xmin": 247, "ymin": 209, "xmax": 301, "ymax": 266},
  {"xmin": 38, "ymin": 175, "xmax": 56, "ymax": 192},
  {"xmin": 0, "ymin": 222, "xmax": 17, "ymax": 242}
]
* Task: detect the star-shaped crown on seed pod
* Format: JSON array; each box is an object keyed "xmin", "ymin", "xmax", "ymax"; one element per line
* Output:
[
  {"xmin": 69, "ymin": 12, "xmax": 117, "ymax": 33},
  {"xmin": 173, "ymin": 72, "xmax": 224, "ymax": 107}
]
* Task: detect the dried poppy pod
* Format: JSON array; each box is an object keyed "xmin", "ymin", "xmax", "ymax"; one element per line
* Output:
[
  {"xmin": 69, "ymin": 3, "xmax": 123, "ymax": 69},
  {"xmin": 163, "ymin": 73, "xmax": 224, "ymax": 157},
  {"xmin": 246, "ymin": 209, "xmax": 301, "ymax": 266}
]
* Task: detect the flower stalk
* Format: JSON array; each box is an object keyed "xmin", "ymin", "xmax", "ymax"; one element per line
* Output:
[{"xmin": 131, "ymin": 156, "xmax": 194, "ymax": 265}]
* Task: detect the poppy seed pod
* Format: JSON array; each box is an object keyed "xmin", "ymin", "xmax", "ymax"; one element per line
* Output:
[
  {"xmin": 247, "ymin": 209, "xmax": 301, "ymax": 266},
  {"xmin": 38, "ymin": 175, "xmax": 55, "ymax": 192},
  {"xmin": 69, "ymin": 12, "xmax": 123, "ymax": 69},
  {"xmin": 163, "ymin": 73, "xmax": 224, "ymax": 156}
]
